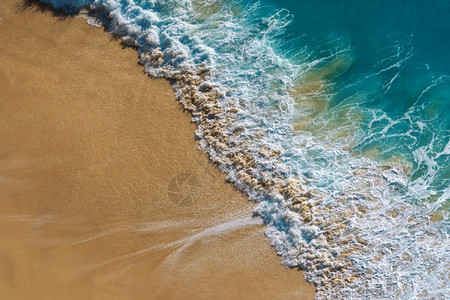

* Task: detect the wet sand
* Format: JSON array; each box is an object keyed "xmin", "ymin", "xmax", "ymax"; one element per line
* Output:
[{"xmin": 0, "ymin": 1, "xmax": 315, "ymax": 299}]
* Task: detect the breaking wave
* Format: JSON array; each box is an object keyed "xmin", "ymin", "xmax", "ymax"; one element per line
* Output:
[{"xmin": 38, "ymin": 0, "xmax": 449, "ymax": 299}]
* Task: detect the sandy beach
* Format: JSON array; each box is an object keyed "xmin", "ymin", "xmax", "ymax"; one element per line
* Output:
[{"xmin": 0, "ymin": 0, "xmax": 315, "ymax": 299}]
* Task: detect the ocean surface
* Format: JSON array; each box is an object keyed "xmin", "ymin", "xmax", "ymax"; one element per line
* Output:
[{"xmin": 40, "ymin": 0, "xmax": 449, "ymax": 299}]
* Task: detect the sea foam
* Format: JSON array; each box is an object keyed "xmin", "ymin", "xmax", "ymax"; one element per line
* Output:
[{"xmin": 38, "ymin": 0, "xmax": 449, "ymax": 299}]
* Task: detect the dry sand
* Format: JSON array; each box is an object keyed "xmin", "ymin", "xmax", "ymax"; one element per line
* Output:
[{"xmin": 0, "ymin": 1, "xmax": 315, "ymax": 299}]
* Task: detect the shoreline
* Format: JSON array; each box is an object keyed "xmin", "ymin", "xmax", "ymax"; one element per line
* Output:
[{"xmin": 0, "ymin": 1, "xmax": 315, "ymax": 299}]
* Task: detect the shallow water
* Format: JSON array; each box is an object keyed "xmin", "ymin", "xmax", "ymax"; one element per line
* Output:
[{"xmin": 39, "ymin": 0, "xmax": 449, "ymax": 298}]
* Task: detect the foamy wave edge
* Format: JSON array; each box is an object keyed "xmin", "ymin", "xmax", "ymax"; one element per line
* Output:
[{"xmin": 36, "ymin": 1, "xmax": 448, "ymax": 299}]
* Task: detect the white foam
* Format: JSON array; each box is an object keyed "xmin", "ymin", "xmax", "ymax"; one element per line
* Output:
[{"xmin": 38, "ymin": 1, "xmax": 450, "ymax": 299}]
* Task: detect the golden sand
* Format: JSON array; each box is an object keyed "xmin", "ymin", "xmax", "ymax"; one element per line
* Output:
[{"xmin": 0, "ymin": 1, "xmax": 315, "ymax": 299}]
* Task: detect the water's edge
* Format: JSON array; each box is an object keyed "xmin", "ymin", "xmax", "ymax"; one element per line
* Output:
[{"xmin": 33, "ymin": 1, "xmax": 449, "ymax": 299}]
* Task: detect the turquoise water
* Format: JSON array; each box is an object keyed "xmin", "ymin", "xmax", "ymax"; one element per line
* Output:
[
  {"xmin": 264, "ymin": 0, "xmax": 450, "ymax": 197},
  {"xmin": 41, "ymin": 0, "xmax": 449, "ymax": 298}
]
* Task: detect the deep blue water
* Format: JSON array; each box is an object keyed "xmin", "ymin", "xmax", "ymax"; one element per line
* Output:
[{"xmin": 264, "ymin": 0, "xmax": 450, "ymax": 202}]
